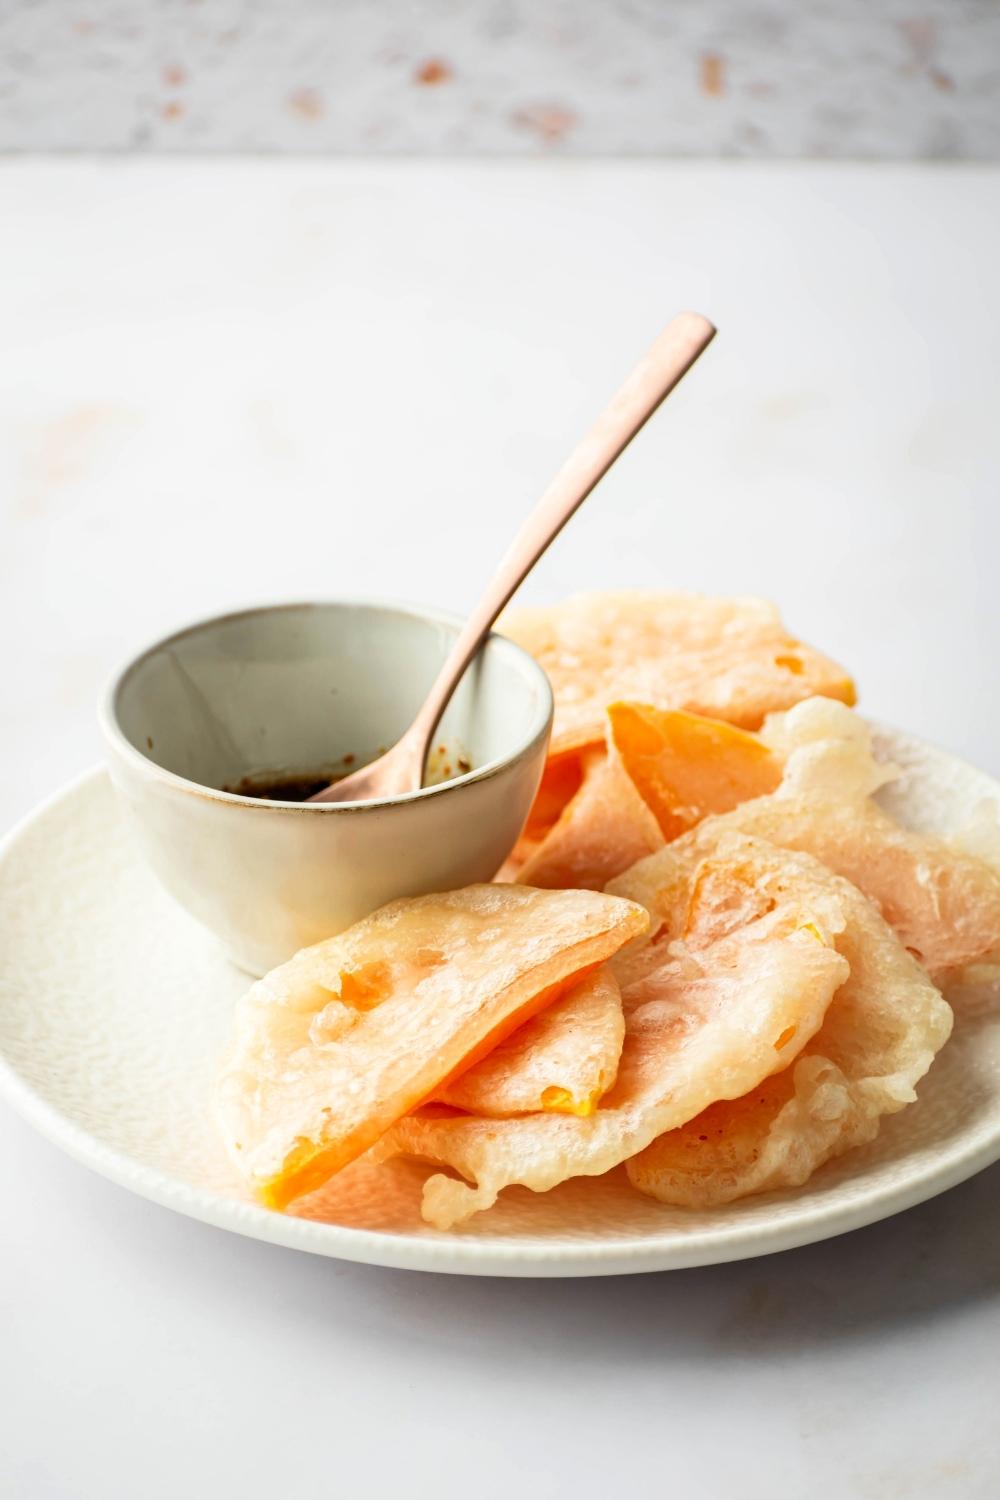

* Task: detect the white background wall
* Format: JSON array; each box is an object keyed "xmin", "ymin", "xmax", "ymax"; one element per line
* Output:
[{"xmin": 1, "ymin": 0, "xmax": 999, "ymax": 157}]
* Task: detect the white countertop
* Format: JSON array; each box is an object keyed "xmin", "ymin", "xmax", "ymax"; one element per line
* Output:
[{"xmin": 2, "ymin": 160, "xmax": 998, "ymax": 1499}]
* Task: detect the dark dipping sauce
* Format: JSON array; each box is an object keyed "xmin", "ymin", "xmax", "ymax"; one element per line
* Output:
[
  {"xmin": 223, "ymin": 745, "xmax": 471, "ymax": 802},
  {"xmin": 224, "ymin": 770, "xmax": 349, "ymax": 802}
]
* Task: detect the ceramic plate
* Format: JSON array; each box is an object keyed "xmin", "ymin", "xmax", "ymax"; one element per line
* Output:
[{"xmin": 2, "ymin": 728, "xmax": 999, "ymax": 1277}]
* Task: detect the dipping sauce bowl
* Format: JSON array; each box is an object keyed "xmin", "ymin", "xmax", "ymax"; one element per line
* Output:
[{"xmin": 100, "ymin": 601, "xmax": 553, "ymax": 974}]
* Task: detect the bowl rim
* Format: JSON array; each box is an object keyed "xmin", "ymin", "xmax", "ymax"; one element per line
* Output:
[{"xmin": 98, "ymin": 597, "xmax": 554, "ymax": 814}]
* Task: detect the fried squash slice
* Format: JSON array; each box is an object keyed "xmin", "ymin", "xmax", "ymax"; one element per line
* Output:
[
  {"xmin": 218, "ymin": 885, "xmax": 647, "ymax": 1208},
  {"xmin": 386, "ymin": 838, "xmax": 852, "ymax": 1228}
]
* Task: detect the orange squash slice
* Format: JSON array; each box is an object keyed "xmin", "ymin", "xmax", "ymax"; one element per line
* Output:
[
  {"xmin": 436, "ymin": 967, "xmax": 624, "ymax": 1118},
  {"xmin": 607, "ymin": 702, "xmax": 782, "ymax": 839},
  {"xmin": 516, "ymin": 746, "xmax": 663, "ymax": 891}
]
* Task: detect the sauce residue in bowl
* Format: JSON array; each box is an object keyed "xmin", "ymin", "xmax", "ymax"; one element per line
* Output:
[
  {"xmin": 224, "ymin": 770, "xmax": 345, "ymax": 802},
  {"xmin": 223, "ymin": 743, "xmax": 473, "ymax": 803}
]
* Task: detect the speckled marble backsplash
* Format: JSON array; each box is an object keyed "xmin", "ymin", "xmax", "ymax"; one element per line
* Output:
[{"xmin": 1, "ymin": 0, "xmax": 998, "ymax": 157}]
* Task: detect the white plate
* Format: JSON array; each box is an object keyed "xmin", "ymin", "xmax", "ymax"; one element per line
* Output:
[{"xmin": 2, "ymin": 729, "xmax": 1000, "ymax": 1277}]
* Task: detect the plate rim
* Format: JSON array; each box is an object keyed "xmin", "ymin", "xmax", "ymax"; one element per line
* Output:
[{"xmin": 2, "ymin": 752, "xmax": 999, "ymax": 1278}]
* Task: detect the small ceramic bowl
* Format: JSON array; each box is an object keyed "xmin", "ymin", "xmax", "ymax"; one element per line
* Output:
[{"xmin": 100, "ymin": 600, "xmax": 553, "ymax": 975}]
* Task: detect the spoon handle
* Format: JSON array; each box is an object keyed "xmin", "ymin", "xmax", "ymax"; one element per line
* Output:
[{"xmin": 408, "ymin": 311, "xmax": 716, "ymax": 771}]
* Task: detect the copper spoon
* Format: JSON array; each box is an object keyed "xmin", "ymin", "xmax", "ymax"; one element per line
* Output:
[{"xmin": 310, "ymin": 311, "xmax": 716, "ymax": 805}]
